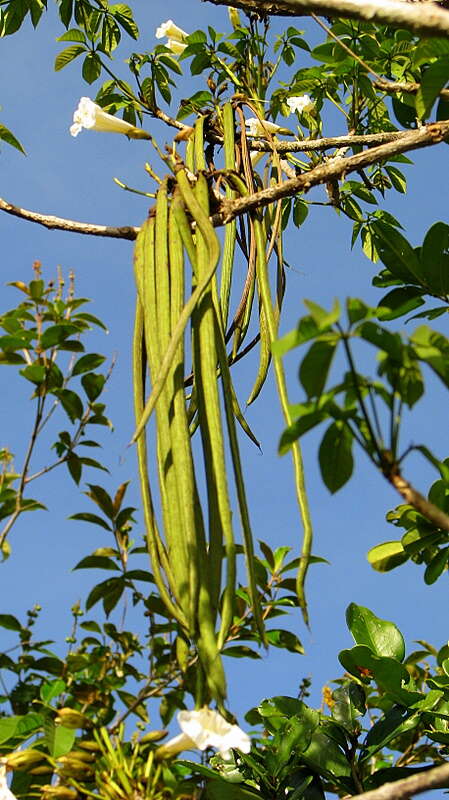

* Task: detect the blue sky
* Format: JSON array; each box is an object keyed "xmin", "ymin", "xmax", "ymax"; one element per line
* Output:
[{"xmin": 1, "ymin": 0, "xmax": 449, "ymax": 730}]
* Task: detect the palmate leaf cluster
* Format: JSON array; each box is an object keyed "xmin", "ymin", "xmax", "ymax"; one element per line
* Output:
[{"xmin": 2, "ymin": 0, "xmax": 449, "ymax": 799}]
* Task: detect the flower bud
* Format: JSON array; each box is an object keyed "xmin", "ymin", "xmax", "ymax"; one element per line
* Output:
[
  {"xmin": 140, "ymin": 729, "xmax": 168, "ymax": 744},
  {"xmin": 5, "ymin": 750, "xmax": 46, "ymax": 770},
  {"xmin": 42, "ymin": 786, "xmax": 78, "ymax": 800},
  {"xmin": 228, "ymin": 7, "xmax": 241, "ymax": 28},
  {"xmin": 55, "ymin": 708, "xmax": 93, "ymax": 730}
]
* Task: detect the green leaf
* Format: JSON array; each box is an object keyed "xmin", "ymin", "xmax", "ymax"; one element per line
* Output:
[
  {"xmin": 299, "ymin": 339, "xmax": 337, "ymax": 399},
  {"xmin": 367, "ymin": 541, "xmax": 408, "ymax": 572},
  {"xmin": 20, "ymin": 364, "xmax": 46, "ymax": 384},
  {"xmin": 69, "ymin": 512, "xmax": 112, "ymax": 531},
  {"xmin": 67, "ymin": 454, "xmax": 82, "ymax": 485},
  {"xmin": 416, "ymin": 57, "xmax": 449, "ymax": 119},
  {"xmin": 86, "ymin": 484, "xmax": 115, "ymax": 518},
  {"xmin": 331, "ymin": 682, "xmax": 366, "ymax": 735},
  {"xmin": 302, "ymin": 727, "xmax": 351, "ymax": 779},
  {"xmin": 40, "ymin": 679, "xmax": 66, "ymax": 704},
  {"xmin": 318, "ymin": 422, "xmax": 353, "ymax": 493},
  {"xmin": 45, "ymin": 720, "xmax": 76, "ymax": 757},
  {"xmin": 279, "ymin": 409, "xmax": 327, "ymax": 454},
  {"xmin": 361, "ymin": 706, "xmax": 419, "ymax": 762},
  {"xmin": 377, "ymin": 287, "xmax": 425, "ymax": 321},
  {"xmin": 346, "ymin": 603, "xmax": 405, "ymax": 661},
  {"xmin": 40, "ymin": 324, "xmax": 78, "ymax": 349},
  {"xmin": 55, "ymin": 44, "xmax": 86, "ymax": 71},
  {"xmin": 424, "ymin": 547, "xmax": 449, "ymax": 584},
  {"xmin": 303, "ymin": 299, "xmax": 340, "ymax": 330},
  {"xmin": 272, "ymin": 316, "xmax": 319, "ymax": 357},
  {"xmin": 420, "ymin": 221, "xmax": 449, "ymax": 296},
  {"xmin": 56, "ymin": 389, "xmax": 84, "ymax": 422},
  {"xmin": 357, "ymin": 322, "xmax": 402, "ymax": 360},
  {"xmin": 82, "ymin": 53, "xmax": 102, "ymax": 84},
  {"xmin": 385, "ymin": 166, "xmax": 407, "ymax": 194},
  {"xmin": 81, "ymin": 372, "xmax": 105, "ymax": 401},
  {"xmin": 222, "ymin": 646, "xmax": 261, "ymax": 659},
  {"xmin": 372, "ymin": 223, "xmax": 422, "ymax": 284},
  {"xmin": 0, "ymin": 717, "xmax": 20, "ymax": 744},
  {"xmin": 73, "ymin": 555, "xmax": 119, "ymax": 571},
  {"xmin": 72, "ymin": 353, "xmax": 106, "ymax": 376},
  {"xmin": 56, "ymin": 28, "xmax": 86, "ymax": 43},
  {"xmin": 0, "ymin": 123, "xmax": 26, "ymax": 155},
  {"xmin": 86, "ymin": 576, "xmax": 124, "ymax": 615},
  {"xmin": 265, "ymin": 629, "xmax": 304, "ymax": 654},
  {"xmin": 0, "ymin": 613, "xmax": 22, "ymax": 631}
]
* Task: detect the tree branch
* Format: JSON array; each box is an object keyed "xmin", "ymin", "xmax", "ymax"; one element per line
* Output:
[
  {"xmin": 3, "ymin": 122, "xmax": 449, "ymax": 238},
  {"xmin": 248, "ymin": 129, "xmax": 417, "ymax": 153},
  {"xmin": 0, "ymin": 197, "xmax": 139, "ymax": 240},
  {"xmin": 374, "ymin": 79, "xmax": 449, "ymax": 102},
  {"xmin": 348, "ymin": 762, "xmax": 449, "ymax": 800},
  {"xmin": 388, "ymin": 472, "xmax": 449, "ymax": 533},
  {"xmin": 203, "ymin": 0, "xmax": 449, "ymax": 38},
  {"xmin": 212, "ymin": 120, "xmax": 449, "ymax": 224}
]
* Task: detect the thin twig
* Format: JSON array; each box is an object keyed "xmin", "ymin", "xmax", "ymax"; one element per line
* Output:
[
  {"xmin": 374, "ymin": 79, "xmax": 449, "ymax": 102},
  {"xmin": 0, "ymin": 197, "xmax": 139, "ymax": 239}
]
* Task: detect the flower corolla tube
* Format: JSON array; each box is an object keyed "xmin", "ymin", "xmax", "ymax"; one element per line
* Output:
[
  {"xmin": 155, "ymin": 19, "xmax": 188, "ymax": 42},
  {"xmin": 70, "ymin": 97, "xmax": 150, "ymax": 139},
  {"xmin": 156, "ymin": 708, "xmax": 251, "ymax": 760},
  {"xmin": 286, "ymin": 94, "xmax": 316, "ymax": 115},
  {"xmin": 166, "ymin": 38, "xmax": 187, "ymax": 55}
]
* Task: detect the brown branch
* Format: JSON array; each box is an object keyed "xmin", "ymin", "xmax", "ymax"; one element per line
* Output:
[
  {"xmin": 0, "ymin": 197, "xmax": 139, "ymax": 240},
  {"xmin": 348, "ymin": 762, "xmax": 449, "ymax": 800},
  {"xmin": 389, "ymin": 472, "xmax": 449, "ymax": 533},
  {"xmin": 3, "ymin": 122, "xmax": 449, "ymax": 239},
  {"xmin": 248, "ymin": 129, "xmax": 415, "ymax": 153},
  {"xmin": 203, "ymin": 0, "xmax": 449, "ymax": 38},
  {"xmin": 212, "ymin": 120, "xmax": 449, "ymax": 224},
  {"xmin": 374, "ymin": 79, "xmax": 449, "ymax": 102}
]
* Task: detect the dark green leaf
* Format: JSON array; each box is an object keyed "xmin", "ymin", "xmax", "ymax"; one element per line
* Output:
[
  {"xmin": 82, "ymin": 372, "xmax": 106, "ymax": 401},
  {"xmin": 82, "ymin": 53, "xmax": 102, "ymax": 84},
  {"xmin": 299, "ymin": 340, "xmax": 336, "ymax": 399},
  {"xmin": 69, "ymin": 512, "xmax": 112, "ymax": 531},
  {"xmin": 416, "ymin": 57, "xmax": 449, "ymax": 119},
  {"xmin": 377, "ymin": 287, "xmax": 424, "ymax": 321},
  {"xmin": 73, "ymin": 555, "xmax": 119, "ymax": 571},
  {"xmin": 318, "ymin": 422, "xmax": 353, "ymax": 493},
  {"xmin": 56, "ymin": 389, "xmax": 84, "ymax": 422},
  {"xmin": 424, "ymin": 547, "xmax": 449, "ymax": 584},
  {"xmin": 0, "ymin": 614, "xmax": 22, "ymax": 631},
  {"xmin": 72, "ymin": 353, "xmax": 105, "ymax": 376}
]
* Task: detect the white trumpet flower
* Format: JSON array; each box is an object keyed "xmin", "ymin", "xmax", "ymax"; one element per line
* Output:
[
  {"xmin": 70, "ymin": 98, "xmax": 150, "ymax": 139},
  {"xmin": 156, "ymin": 708, "xmax": 251, "ymax": 760},
  {"xmin": 286, "ymin": 94, "xmax": 316, "ymax": 115},
  {"xmin": 245, "ymin": 117, "xmax": 293, "ymax": 137},
  {"xmin": 0, "ymin": 762, "xmax": 16, "ymax": 800},
  {"xmin": 155, "ymin": 19, "xmax": 188, "ymax": 43}
]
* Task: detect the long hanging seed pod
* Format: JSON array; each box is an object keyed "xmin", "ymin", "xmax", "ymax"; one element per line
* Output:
[
  {"xmin": 133, "ymin": 221, "xmax": 187, "ymax": 628},
  {"xmin": 219, "ymin": 103, "xmax": 237, "ymax": 329},
  {"xmin": 167, "ymin": 196, "xmax": 204, "ymax": 634},
  {"xmin": 253, "ymin": 215, "xmax": 313, "ymax": 626}
]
